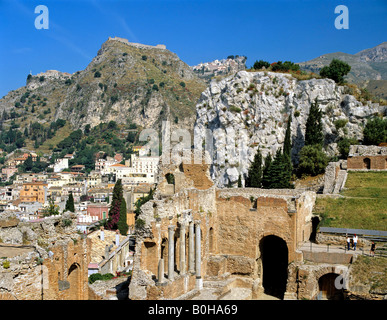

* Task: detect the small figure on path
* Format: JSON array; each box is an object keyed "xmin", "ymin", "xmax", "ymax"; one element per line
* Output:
[
  {"xmin": 346, "ymin": 235, "xmax": 351, "ymax": 251},
  {"xmin": 353, "ymin": 234, "xmax": 358, "ymax": 251},
  {"xmin": 370, "ymin": 241, "xmax": 376, "ymax": 257}
]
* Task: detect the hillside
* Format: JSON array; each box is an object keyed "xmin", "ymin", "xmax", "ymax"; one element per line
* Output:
[
  {"xmin": 298, "ymin": 42, "xmax": 387, "ymax": 99},
  {"xmin": 0, "ymin": 37, "xmax": 207, "ymax": 139}
]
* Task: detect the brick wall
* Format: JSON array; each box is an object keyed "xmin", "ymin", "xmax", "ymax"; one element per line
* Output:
[{"xmin": 347, "ymin": 155, "xmax": 387, "ymax": 170}]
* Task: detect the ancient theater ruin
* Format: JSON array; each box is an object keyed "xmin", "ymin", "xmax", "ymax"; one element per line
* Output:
[{"xmin": 129, "ymin": 151, "xmax": 317, "ymax": 300}]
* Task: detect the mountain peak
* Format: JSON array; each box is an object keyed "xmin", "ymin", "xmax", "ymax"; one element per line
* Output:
[{"xmin": 355, "ymin": 42, "xmax": 387, "ymax": 62}]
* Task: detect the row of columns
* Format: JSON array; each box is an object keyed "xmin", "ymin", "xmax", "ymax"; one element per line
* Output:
[{"xmin": 158, "ymin": 221, "xmax": 202, "ymax": 288}]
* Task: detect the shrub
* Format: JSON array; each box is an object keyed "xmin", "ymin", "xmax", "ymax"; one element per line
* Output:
[
  {"xmin": 135, "ymin": 218, "xmax": 146, "ymax": 229},
  {"xmin": 88, "ymin": 273, "xmax": 114, "ymax": 284},
  {"xmin": 363, "ymin": 117, "xmax": 387, "ymax": 146},
  {"xmin": 297, "ymin": 145, "xmax": 329, "ymax": 177},
  {"xmin": 253, "ymin": 60, "xmax": 270, "ymax": 70},
  {"xmin": 229, "ymin": 106, "xmax": 242, "ymax": 113},
  {"xmin": 337, "ymin": 137, "xmax": 358, "ymax": 159},
  {"xmin": 319, "ymin": 59, "xmax": 351, "ymax": 84},
  {"xmin": 94, "ymin": 71, "xmax": 101, "ymax": 78},
  {"xmin": 180, "ymin": 81, "xmax": 186, "ymax": 88},
  {"xmin": 2, "ymin": 260, "xmax": 10, "ymax": 269},
  {"xmin": 142, "ymin": 55, "xmax": 147, "ymax": 61},
  {"xmin": 334, "ymin": 119, "xmax": 348, "ymax": 130}
]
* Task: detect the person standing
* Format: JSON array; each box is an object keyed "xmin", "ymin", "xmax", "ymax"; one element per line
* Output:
[
  {"xmin": 370, "ymin": 242, "xmax": 376, "ymax": 257},
  {"xmin": 353, "ymin": 234, "xmax": 358, "ymax": 251},
  {"xmin": 346, "ymin": 235, "xmax": 351, "ymax": 251}
]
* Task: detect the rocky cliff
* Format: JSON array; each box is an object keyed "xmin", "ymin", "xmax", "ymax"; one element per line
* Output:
[
  {"xmin": 0, "ymin": 37, "xmax": 206, "ymax": 134},
  {"xmin": 193, "ymin": 71, "xmax": 386, "ymax": 187}
]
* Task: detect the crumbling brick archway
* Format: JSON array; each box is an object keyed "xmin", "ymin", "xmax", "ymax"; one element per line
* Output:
[{"xmin": 317, "ymin": 273, "xmax": 344, "ymax": 300}]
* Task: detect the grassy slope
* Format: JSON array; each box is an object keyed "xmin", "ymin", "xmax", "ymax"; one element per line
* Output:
[{"xmin": 315, "ymin": 171, "xmax": 387, "ymax": 230}]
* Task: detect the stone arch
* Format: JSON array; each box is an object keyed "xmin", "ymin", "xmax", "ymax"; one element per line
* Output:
[
  {"xmin": 363, "ymin": 157, "xmax": 371, "ymax": 169},
  {"xmin": 142, "ymin": 241, "xmax": 157, "ymax": 276},
  {"xmin": 317, "ymin": 273, "xmax": 344, "ymax": 300},
  {"xmin": 67, "ymin": 263, "xmax": 81, "ymax": 300},
  {"xmin": 259, "ymin": 235, "xmax": 289, "ymax": 299}
]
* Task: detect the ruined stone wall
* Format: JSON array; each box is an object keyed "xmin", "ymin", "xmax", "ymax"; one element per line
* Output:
[
  {"xmin": 0, "ymin": 213, "xmax": 91, "ymax": 300},
  {"xmin": 129, "ymin": 153, "xmax": 316, "ymax": 300},
  {"xmin": 347, "ymin": 155, "xmax": 387, "ymax": 170},
  {"xmin": 129, "ymin": 186, "xmax": 316, "ymax": 299}
]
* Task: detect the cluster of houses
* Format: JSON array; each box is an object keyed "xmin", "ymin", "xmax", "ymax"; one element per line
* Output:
[
  {"xmin": 192, "ymin": 56, "xmax": 246, "ymax": 78},
  {"xmin": 0, "ymin": 148, "xmax": 159, "ymax": 234}
]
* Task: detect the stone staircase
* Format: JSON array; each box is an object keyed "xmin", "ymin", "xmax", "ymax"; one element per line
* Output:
[{"xmin": 333, "ymin": 170, "xmax": 348, "ymax": 194}]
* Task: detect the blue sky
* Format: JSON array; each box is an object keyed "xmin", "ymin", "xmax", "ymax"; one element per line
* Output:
[{"xmin": 0, "ymin": 0, "xmax": 386, "ymax": 98}]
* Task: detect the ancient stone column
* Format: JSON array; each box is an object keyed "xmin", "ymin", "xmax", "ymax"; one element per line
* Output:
[
  {"xmin": 179, "ymin": 224, "xmax": 186, "ymax": 274},
  {"xmin": 158, "ymin": 259, "xmax": 164, "ymax": 283},
  {"xmin": 168, "ymin": 225, "xmax": 175, "ymax": 280},
  {"xmin": 195, "ymin": 220, "xmax": 203, "ymax": 289},
  {"xmin": 188, "ymin": 221, "xmax": 195, "ymax": 273}
]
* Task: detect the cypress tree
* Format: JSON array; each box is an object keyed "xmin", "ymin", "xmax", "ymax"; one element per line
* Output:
[
  {"xmin": 283, "ymin": 114, "xmax": 293, "ymax": 186},
  {"xmin": 283, "ymin": 114, "xmax": 292, "ymax": 158},
  {"xmin": 261, "ymin": 153, "xmax": 272, "ymax": 188},
  {"xmin": 246, "ymin": 148, "xmax": 263, "ymax": 188},
  {"xmin": 107, "ymin": 179, "xmax": 123, "ymax": 231},
  {"xmin": 305, "ymin": 98, "xmax": 324, "ymax": 147},
  {"xmin": 65, "ymin": 191, "xmax": 75, "ymax": 212},
  {"xmin": 118, "ymin": 197, "xmax": 129, "ymax": 235}
]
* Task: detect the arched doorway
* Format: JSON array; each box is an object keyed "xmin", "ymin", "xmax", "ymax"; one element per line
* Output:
[
  {"xmin": 318, "ymin": 273, "xmax": 344, "ymax": 300},
  {"xmin": 363, "ymin": 158, "xmax": 371, "ymax": 169},
  {"xmin": 259, "ymin": 235, "xmax": 288, "ymax": 299},
  {"xmin": 67, "ymin": 263, "xmax": 80, "ymax": 300}
]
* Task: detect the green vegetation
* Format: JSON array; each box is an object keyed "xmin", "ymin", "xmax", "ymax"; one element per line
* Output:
[
  {"xmin": 65, "ymin": 192, "xmax": 75, "ymax": 213},
  {"xmin": 88, "ymin": 273, "xmax": 115, "ymax": 284},
  {"xmin": 363, "ymin": 117, "xmax": 387, "ymax": 146},
  {"xmin": 245, "ymin": 148, "xmax": 262, "ymax": 188},
  {"xmin": 246, "ymin": 115, "xmax": 293, "ymax": 189},
  {"xmin": 298, "ymin": 99, "xmax": 328, "ymax": 177},
  {"xmin": 106, "ymin": 179, "xmax": 128, "ymax": 235},
  {"xmin": 319, "ymin": 59, "xmax": 351, "ymax": 84},
  {"xmin": 42, "ymin": 197, "xmax": 60, "ymax": 217},
  {"xmin": 315, "ymin": 172, "xmax": 387, "ymax": 230},
  {"xmin": 134, "ymin": 188, "xmax": 154, "ymax": 219}
]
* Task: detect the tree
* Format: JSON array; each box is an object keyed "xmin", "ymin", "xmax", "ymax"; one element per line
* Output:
[
  {"xmin": 283, "ymin": 114, "xmax": 292, "ymax": 158},
  {"xmin": 118, "ymin": 197, "xmax": 129, "ymax": 235},
  {"xmin": 297, "ymin": 145, "xmax": 329, "ymax": 177},
  {"xmin": 42, "ymin": 197, "xmax": 60, "ymax": 217},
  {"xmin": 263, "ymin": 149, "xmax": 293, "ymax": 189},
  {"xmin": 107, "ymin": 179, "xmax": 123, "ymax": 231},
  {"xmin": 337, "ymin": 137, "xmax": 358, "ymax": 159},
  {"xmin": 283, "ymin": 114, "xmax": 293, "ymax": 184},
  {"xmin": 363, "ymin": 117, "xmax": 387, "ymax": 146},
  {"xmin": 246, "ymin": 148, "xmax": 263, "ymax": 188},
  {"xmin": 319, "ymin": 59, "xmax": 351, "ymax": 84},
  {"xmin": 253, "ymin": 60, "xmax": 270, "ymax": 70},
  {"xmin": 65, "ymin": 192, "xmax": 75, "ymax": 212},
  {"xmin": 305, "ymin": 99, "xmax": 324, "ymax": 147},
  {"xmin": 261, "ymin": 153, "xmax": 272, "ymax": 188},
  {"xmin": 23, "ymin": 155, "xmax": 34, "ymax": 172}
]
